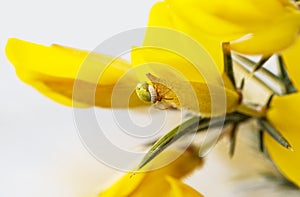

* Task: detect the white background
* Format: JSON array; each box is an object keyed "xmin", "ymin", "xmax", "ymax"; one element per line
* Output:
[{"xmin": 1, "ymin": 1, "xmax": 300, "ymax": 197}]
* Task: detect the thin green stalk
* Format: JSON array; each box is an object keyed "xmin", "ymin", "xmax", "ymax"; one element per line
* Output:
[{"xmin": 137, "ymin": 116, "xmax": 201, "ymax": 170}]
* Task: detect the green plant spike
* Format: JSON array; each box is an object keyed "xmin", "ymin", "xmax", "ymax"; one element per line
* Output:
[
  {"xmin": 229, "ymin": 123, "xmax": 239, "ymax": 157},
  {"xmin": 137, "ymin": 116, "xmax": 201, "ymax": 170},
  {"xmin": 257, "ymin": 118, "xmax": 293, "ymax": 151},
  {"xmin": 252, "ymin": 55, "xmax": 272, "ymax": 73},
  {"xmin": 137, "ymin": 113, "xmax": 250, "ymax": 170},
  {"xmin": 258, "ymin": 129, "xmax": 265, "ymax": 153},
  {"xmin": 277, "ymin": 55, "xmax": 297, "ymax": 94},
  {"xmin": 239, "ymin": 78, "xmax": 245, "ymax": 90},
  {"xmin": 266, "ymin": 94, "xmax": 275, "ymax": 109}
]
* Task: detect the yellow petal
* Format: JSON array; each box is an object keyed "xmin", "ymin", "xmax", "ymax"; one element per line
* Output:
[
  {"xmin": 148, "ymin": 2, "xmax": 173, "ymax": 29},
  {"xmin": 184, "ymin": 81, "xmax": 240, "ymax": 117},
  {"xmin": 99, "ymin": 147, "xmax": 203, "ymax": 196},
  {"xmin": 5, "ymin": 38, "xmax": 144, "ymax": 108},
  {"xmin": 136, "ymin": 0, "xmax": 237, "ymax": 103},
  {"xmin": 167, "ymin": 0, "xmax": 297, "ymax": 37},
  {"xmin": 265, "ymin": 94, "xmax": 300, "ymax": 187},
  {"xmin": 166, "ymin": 176, "xmax": 203, "ymax": 197},
  {"xmin": 132, "ymin": 46, "xmax": 210, "ymax": 83},
  {"xmin": 230, "ymin": 12, "xmax": 300, "ymax": 55},
  {"xmin": 282, "ymin": 37, "xmax": 300, "ymax": 89},
  {"xmin": 164, "ymin": 0, "xmax": 300, "ymax": 55},
  {"xmin": 141, "ymin": 1, "xmax": 224, "ymax": 72}
]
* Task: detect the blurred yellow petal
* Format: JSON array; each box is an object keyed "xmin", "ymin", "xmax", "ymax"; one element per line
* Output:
[
  {"xmin": 99, "ymin": 147, "xmax": 203, "ymax": 197},
  {"xmin": 282, "ymin": 37, "xmax": 300, "ymax": 89},
  {"xmin": 166, "ymin": 176, "xmax": 203, "ymax": 197},
  {"xmin": 265, "ymin": 94, "xmax": 300, "ymax": 186},
  {"xmin": 5, "ymin": 38, "xmax": 144, "ymax": 108},
  {"xmin": 161, "ymin": 0, "xmax": 300, "ymax": 55}
]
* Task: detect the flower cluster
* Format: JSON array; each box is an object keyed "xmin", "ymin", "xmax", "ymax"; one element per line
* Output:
[{"xmin": 5, "ymin": 0, "xmax": 300, "ymax": 195}]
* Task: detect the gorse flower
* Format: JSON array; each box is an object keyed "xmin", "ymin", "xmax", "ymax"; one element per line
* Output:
[
  {"xmin": 5, "ymin": 0, "xmax": 300, "ymax": 194},
  {"xmin": 99, "ymin": 146, "xmax": 203, "ymax": 197},
  {"xmin": 5, "ymin": 38, "xmax": 240, "ymax": 117},
  {"xmin": 142, "ymin": 0, "xmax": 300, "ymax": 186}
]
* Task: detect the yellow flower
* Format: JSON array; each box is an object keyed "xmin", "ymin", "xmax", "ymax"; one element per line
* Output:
[
  {"xmin": 5, "ymin": 38, "xmax": 240, "ymax": 117},
  {"xmin": 99, "ymin": 147, "xmax": 203, "ymax": 197},
  {"xmin": 148, "ymin": 0, "xmax": 300, "ymax": 57},
  {"xmin": 264, "ymin": 37, "xmax": 300, "ymax": 187},
  {"xmin": 130, "ymin": 1, "xmax": 243, "ymax": 116},
  {"xmin": 143, "ymin": 0, "xmax": 300, "ymax": 186}
]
